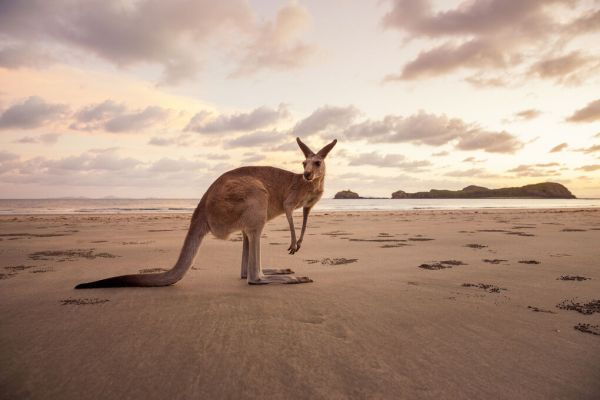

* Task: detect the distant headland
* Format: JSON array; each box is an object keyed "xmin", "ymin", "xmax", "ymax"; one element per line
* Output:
[{"xmin": 334, "ymin": 183, "xmax": 576, "ymax": 199}]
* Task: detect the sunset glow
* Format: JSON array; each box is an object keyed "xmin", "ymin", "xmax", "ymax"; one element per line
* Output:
[{"xmin": 1, "ymin": 0, "xmax": 599, "ymax": 198}]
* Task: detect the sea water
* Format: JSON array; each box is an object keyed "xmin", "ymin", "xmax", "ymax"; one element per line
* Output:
[{"xmin": 0, "ymin": 197, "xmax": 599, "ymax": 215}]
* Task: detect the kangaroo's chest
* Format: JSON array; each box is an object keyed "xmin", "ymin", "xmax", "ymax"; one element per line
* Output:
[{"xmin": 302, "ymin": 190, "xmax": 323, "ymax": 208}]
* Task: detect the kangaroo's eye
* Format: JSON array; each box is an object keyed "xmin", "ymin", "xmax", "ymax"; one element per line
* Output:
[{"xmin": 314, "ymin": 161, "xmax": 321, "ymax": 167}]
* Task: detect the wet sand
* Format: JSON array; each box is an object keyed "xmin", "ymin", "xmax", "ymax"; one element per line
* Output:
[{"xmin": 1, "ymin": 209, "xmax": 599, "ymax": 399}]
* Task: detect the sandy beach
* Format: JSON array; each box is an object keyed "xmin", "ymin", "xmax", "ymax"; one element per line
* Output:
[{"xmin": 1, "ymin": 208, "xmax": 599, "ymax": 399}]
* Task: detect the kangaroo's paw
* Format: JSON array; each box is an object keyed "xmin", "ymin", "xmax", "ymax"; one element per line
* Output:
[{"xmin": 263, "ymin": 268, "xmax": 295, "ymax": 275}]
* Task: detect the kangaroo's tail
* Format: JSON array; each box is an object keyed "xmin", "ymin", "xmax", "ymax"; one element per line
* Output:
[{"xmin": 75, "ymin": 207, "xmax": 210, "ymax": 289}]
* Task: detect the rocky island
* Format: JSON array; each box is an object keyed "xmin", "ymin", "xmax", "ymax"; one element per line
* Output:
[
  {"xmin": 334, "ymin": 190, "xmax": 361, "ymax": 199},
  {"xmin": 391, "ymin": 182, "xmax": 575, "ymax": 199}
]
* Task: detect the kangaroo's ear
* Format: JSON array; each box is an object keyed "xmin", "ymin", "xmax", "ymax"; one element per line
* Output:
[
  {"xmin": 316, "ymin": 139, "xmax": 337, "ymax": 158},
  {"xmin": 296, "ymin": 137, "xmax": 315, "ymax": 158}
]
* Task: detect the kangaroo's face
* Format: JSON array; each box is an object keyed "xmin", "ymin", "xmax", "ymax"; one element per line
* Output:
[
  {"xmin": 302, "ymin": 155, "xmax": 324, "ymax": 182},
  {"xmin": 296, "ymin": 137, "xmax": 337, "ymax": 182}
]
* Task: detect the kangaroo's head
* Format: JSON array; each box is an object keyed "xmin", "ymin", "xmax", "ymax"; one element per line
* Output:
[{"xmin": 296, "ymin": 137, "xmax": 337, "ymax": 182}]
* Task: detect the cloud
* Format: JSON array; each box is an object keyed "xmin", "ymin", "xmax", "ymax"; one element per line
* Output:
[
  {"xmin": 231, "ymin": 2, "xmax": 317, "ymax": 77},
  {"xmin": 0, "ymin": 44, "xmax": 55, "ymax": 69},
  {"xmin": 381, "ymin": 0, "xmax": 598, "ymax": 85},
  {"xmin": 105, "ymin": 106, "xmax": 168, "ymax": 133},
  {"xmin": 15, "ymin": 133, "xmax": 61, "ymax": 144},
  {"xmin": 204, "ymin": 153, "xmax": 230, "ymax": 161},
  {"xmin": 567, "ymin": 99, "xmax": 600, "ymax": 123},
  {"xmin": 384, "ymin": 39, "xmax": 506, "ymax": 81},
  {"xmin": 186, "ymin": 105, "xmax": 288, "ymax": 133},
  {"xmin": 0, "ymin": 149, "xmax": 214, "ymax": 191},
  {"xmin": 0, "ymin": 96, "xmax": 68, "ymax": 129},
  {"xmin": 432, "ymin": 151, "xmax": 449, "ymax": 157},
  {"xmin": 292, "ymin": 105, "xmax": 360, "ymax": 136},
  {"xmin": 550, "ymin": 142, "xmax": 568, "ymax": 153},
  {"xmin": 463, "ymin": 157, "xmax": 486, "ymax": 163},
  {"xmin": 241, "ymin": 153, "xmax": 265, "ymax": 163},
  {"xmin": 347, "ymin": 151, "xmax": 431, "ymax": 171},
  {"xmin": 148, "ymin": 134, "xmax": 193, "ymax": 147},
  {"xmin": 148, "ymin": 158, "xmax": 207, "ymax": 172},
  {"xmin": 528, "ymin": 51, "xmax": 599, "ymax": 84},
  {"xmin": 508, "ymin": 163, "xmax": 562, "ymax": 177},
  {"xmin": 444, "ymin": 168, "xmax": 491, "ymax": 178},
  {"xmin": 226, "ymin": 130, "xmax": 289, "ymax": 148},
  {"xmin": 577, "ymin": 164, "xmax": 600, "ymax": 172},
  {"xmin": 577, "ymin": 144, "xmax": 600, "ymax": 154},
  {"xmin": 70, "ymin": 100, "xmax": 168, "ymax": 132},
  {"xmin": 0, "ymin": 1, "xmax": 316, "ymax": 84},
  {"xmin": 455, "ymin": 131, "xmax": 524, "ymax": 153},
  {"xmin": 340, "ymin": 110, "xmax": 523, "ymax": 153},
  {"xmin": 514, "ymin": 109, "xmax": 542, "ymax": 120}
]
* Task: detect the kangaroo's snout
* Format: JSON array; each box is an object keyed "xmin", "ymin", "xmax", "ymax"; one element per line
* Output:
[{"xmin": 303, "ymin": 172, "xmax": 312, "ymax": 181}]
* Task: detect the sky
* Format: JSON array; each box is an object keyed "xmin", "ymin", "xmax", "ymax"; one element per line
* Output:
[{"xmin": 0, "ymin": 0, "xmax": 599, "ymax": 199}]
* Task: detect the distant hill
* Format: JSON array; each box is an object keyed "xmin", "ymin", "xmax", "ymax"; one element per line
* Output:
[
  {"xmin": 334, "ymin": 190, "xmax": 361, "ymax": 199},
  {"xmin": 391, "ymin": 182, "xmax": 575, "ymax": 199}
]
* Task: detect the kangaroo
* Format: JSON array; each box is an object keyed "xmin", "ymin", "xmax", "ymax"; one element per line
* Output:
[{"xmin": 75, "ymin": 137, "xmax": 337, "ymax": 288}]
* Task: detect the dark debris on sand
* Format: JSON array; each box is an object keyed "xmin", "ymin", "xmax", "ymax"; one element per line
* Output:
[
  {"xmin": 483, "ymin": 259, "xmax": 508, "ymax": 264},
  {"xmin": 305, "ymin": 258, "xmax": 358, "ymax": 266},
  {"xmin": 418, "ymin": 260, "xmax": 466, "ymax": 270},
  {"xmin": 527, "ymin": 306, "xmax": 556, "ymax": 314},
  {"xmin": 556, "ymin": 299, "xmax": 600, "ymax": 315},
  {"xmin": 462, "ymin": 283, "xmax": 507, "ymax": 293},
  {"xmin": 574, "ymin": 323, "xmax": 600, "ymax": 336},
  {"xmin": 557, "ymin": 275, "xmax": 591, "ymax": 281},
  {"xmin": 465, "ymin": 244, "xmax": 487, "ymax": 249},
  {"xmin": 60, "ymin": 298, "xmax": 110, "ymax": 306},
  {"xmin": 519, "ymin": 260, "xmax": 540, "ymax": 264}
]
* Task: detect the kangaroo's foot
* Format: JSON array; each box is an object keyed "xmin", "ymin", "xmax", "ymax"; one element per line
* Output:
[
  {"xmin": 248, "ymin": 275, "xmax": 313, "ymax": 285},
  {"xmin": 263, "ymin": 268, "xmax": 295, "ymax": 275}
]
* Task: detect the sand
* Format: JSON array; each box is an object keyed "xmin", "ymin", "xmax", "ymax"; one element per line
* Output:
[{"xmin": 1, "ymin": 209, "xmax": 599, "ymax": 399}]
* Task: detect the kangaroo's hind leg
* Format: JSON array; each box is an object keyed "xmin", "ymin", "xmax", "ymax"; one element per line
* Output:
[
  {"xmin": 246, "ymin": 229, "xmax": 312, "ymax": 285},
  {"xmin": 240, "ymin": 232, "xmax": 249, "ymax": 279}
]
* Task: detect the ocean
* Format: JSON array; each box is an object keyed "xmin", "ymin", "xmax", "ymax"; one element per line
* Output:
[{"xmin": 0, "ymin": 197, "xmax": 599, "ymax": 215}]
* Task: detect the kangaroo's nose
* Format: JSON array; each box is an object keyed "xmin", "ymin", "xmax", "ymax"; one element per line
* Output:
[{"xmin": 304, "ymin": 172, "xmax": 311, "ymax": 179}]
